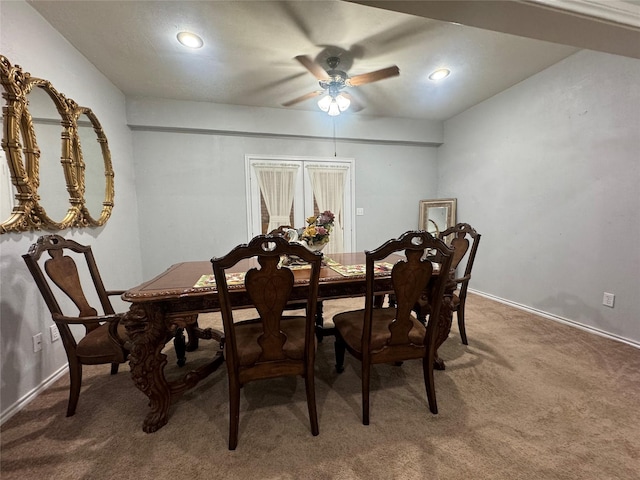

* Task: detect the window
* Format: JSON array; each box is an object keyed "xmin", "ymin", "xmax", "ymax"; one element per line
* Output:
[{"xmin": 246, "ymin": 155, "xmax": 354, "ymax": 253}]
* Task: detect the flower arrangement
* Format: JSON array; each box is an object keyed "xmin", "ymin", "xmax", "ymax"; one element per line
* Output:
[{"xmin": 298, "ymin": 210, "xmax": 334, "ymax": 247}]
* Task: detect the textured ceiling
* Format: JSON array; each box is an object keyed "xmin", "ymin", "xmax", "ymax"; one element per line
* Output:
[{"xmin": 25, "ymin": 0, "xmax": 637, "ymax": 120}]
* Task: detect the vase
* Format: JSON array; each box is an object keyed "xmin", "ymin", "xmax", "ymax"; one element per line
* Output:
[{"xmin": 304, "ymin": 241, "xmax": 326, "ymax": 253}]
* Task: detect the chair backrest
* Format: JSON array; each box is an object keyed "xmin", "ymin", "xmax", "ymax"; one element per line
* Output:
[
  {"xmin": 211, "ymin": 235, "xmax": 323, "ymax": 377},
  {"xmin": 438, "ymin": 223, "xmax": 481, "ymax": 296},
  {"xmin": 23, "ymin": 235, "xmax": 115, "ymax": 342},
  {"xmin": 362, "ymin": 230, "xmax": 453, "ymax": 352}
]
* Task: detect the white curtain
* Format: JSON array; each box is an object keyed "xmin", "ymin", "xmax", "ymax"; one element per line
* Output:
[
  {"xmin": 307, "ymin": 165, "xmax": 347, "ymax": 254},
  {"xmin": 252, "ymin": 163, "xmax": 299, "ymax": 233}
]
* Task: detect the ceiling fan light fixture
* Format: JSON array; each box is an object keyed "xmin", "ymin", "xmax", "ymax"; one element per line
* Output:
[
  {"xmin": 429, "ymin": 68, "xmax": 451, "ymax": 81},
  {"xmin": 177, "ymin": 31, "xmax": 204, "ymax": 49},
  {"xmin": 327, "ymin": 99, "xmax": 341, "ymax": 116},
  {"xmin": 318, "ymin": 94, "xmax": 332, "ymax": 112},
  {"xmin": 335, "ymin": 93, "xmax": 351, "ymax": 112},
  {"xmin": 318, "ymin": 93, "xmax": 350, "ymax": 116}
]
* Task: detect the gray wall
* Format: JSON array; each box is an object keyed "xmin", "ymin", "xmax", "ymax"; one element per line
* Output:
[
  {"xmin": 128, "ymin": 99, "xmax": 441, "ymax": 278},
  {"xmin": 437, "ymin": 50, "xmax": 640, "ymax": 343},
  {"xmin": 0, "ymin": 1, "xmax": 142, "ymax": 420}
]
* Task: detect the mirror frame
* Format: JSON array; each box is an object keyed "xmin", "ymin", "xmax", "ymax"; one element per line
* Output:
[
  {"xmin": 72, "ymin": 106, "xmax": 114, "ymax": 226},
  {"xmin": 1, "ymin": 56, "xmax": 39, "ymax": 232},
  {"xmin": 22, "ymin": 76, "xmax": 81, "ymax": 230},
  {"xmin": 419, "ymin": 198, "xmax": 457, "ymax": 237},
  {"xmin": 0, "ymin": 55, "xmax": 114, "ymax": 233}
]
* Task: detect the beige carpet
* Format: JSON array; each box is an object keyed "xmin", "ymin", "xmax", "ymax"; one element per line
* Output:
[{"xmin": 1, "ymin": 294, "xmax": 639, "ymax": 480}]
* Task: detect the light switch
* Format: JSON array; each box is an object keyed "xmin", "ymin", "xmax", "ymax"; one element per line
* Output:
[{"xmin": 356, "ymin": 208, "xmax": 364, "ymax": 216}]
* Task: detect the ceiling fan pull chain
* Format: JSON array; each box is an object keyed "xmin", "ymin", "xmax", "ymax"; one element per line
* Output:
[{"xmin": 333, "ymin": 118, "xmax": 337, "ymax": 157}]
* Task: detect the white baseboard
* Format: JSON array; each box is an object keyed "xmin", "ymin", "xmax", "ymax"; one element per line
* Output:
[
  {"xmin": 0, "ymin": 364, "xmax": 68, "ymax": 426},
  {"xmin": 470, "ymin": 289, "xmax": 640, "ymax": 349}
]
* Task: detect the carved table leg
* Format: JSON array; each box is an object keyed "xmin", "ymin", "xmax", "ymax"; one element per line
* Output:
[{"xmin": 123, "ymin": 303, "xmax": 172, "ymax": 433}]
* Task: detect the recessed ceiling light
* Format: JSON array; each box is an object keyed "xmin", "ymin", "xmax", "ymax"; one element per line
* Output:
[
  {"xmin": 177, "ymin": 31, "xmax": 204, "ymax": 49},
  {"xmin": 429, "ymin": 68, "xmax": 451, "ymax": 81}
]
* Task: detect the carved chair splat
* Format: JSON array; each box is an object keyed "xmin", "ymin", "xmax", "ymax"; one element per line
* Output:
[{"xmin": 211, "ymin": 234, "xmax": 323, "ymax": 450}]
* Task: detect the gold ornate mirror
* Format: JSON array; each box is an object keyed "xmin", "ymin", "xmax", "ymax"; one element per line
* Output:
[
  {"xmin": 0, "ymin": 55, "xmax": 114, "ymax": 233},
  {"xmin": 23, "ymin": 77, "xmax": 79, "ymax": 229},
  {"xmin": 72, "ymin": 107, "xmax": 114, "ymax": 226},
  {"xmin": 1, "ymin": 72, "xmax": 16, "ymax": 225},
  {"xmin": 1, "ymin": 56, "xmax": 37, "ymax": 233},
  {"xmin": 0, "ymin": 148, "xmax": 16, "ymax": 223}
]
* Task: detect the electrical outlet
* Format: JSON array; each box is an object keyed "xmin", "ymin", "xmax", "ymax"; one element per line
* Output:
[
  {"xmin": 356, "ymin": 208, "xmax": 364, "ymax": 216},
  {"xmin": 602, "ymin": 292, "xmax": 615, "ymax": 308},
  {"xmin": 50, "ymin": 324, "xmax": 60, "ymax": 342},
  {"xmin": 32, "ymin": 333, "xmax": 43, "ymax": 352}
]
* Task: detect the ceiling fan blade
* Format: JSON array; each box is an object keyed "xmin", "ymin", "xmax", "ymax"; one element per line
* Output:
[
  {"xmin": 282, "ymin": 90, "xmax": 324, "ymax": 107},
  {"xmin": 346, "ymin": 65, "xmax": 400, "ymax": 87},
  {"xmin": 295, "ymin": 55, "xmax": 330, "ymax": 81}
]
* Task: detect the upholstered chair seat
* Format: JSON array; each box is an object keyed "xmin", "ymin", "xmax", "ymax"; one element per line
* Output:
[{"xmin": 228, "ymin": 317, "xmax": 317, "ymax": 366}]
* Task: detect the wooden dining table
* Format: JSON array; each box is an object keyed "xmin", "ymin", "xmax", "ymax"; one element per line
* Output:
[{"xmin": 121, "ymin": 252, "xmax": 455, "ymax": 433}]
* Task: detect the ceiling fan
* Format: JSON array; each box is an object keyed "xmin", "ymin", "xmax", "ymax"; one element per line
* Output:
[{"xmin": 282, "ymin": 55, "xmax": 400, "ymax": 116}]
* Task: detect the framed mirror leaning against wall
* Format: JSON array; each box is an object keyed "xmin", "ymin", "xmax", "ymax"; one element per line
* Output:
[
  {"xmin": 419, "ymin": 198, "xmax": 457, "ymax": 240},
  {"xmin": 0, "ymin": 55, "xmax": 114, "ymax": 234}
]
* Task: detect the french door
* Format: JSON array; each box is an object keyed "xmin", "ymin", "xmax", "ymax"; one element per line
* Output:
[{"xmin": 245, "ymin": 155, "xmax": 355, "ymax": 253}]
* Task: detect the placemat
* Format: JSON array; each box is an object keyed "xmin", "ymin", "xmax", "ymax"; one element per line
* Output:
[
  {"xmin": 193, "ymin": 272, "xmax": 245, "ymax": 288},
  {"xmin": 330, "ymin": 262, "xmax": 395, "ymax": 277}
]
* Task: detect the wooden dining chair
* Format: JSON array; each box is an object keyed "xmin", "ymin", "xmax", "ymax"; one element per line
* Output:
[
  {"xmin": 211, "ymin": 234, "xmax": 323, "ymax": 450},
  {"xmin": 414, "ymin": 223, "xmax": 481, "ymax": 345},
  {"xmin": 22, "ymin": 235, "xmax": 131, "ymax": 417},
  {"xmin": 332, "ymin": 230, "xmax": 454, "ymax": 424},
  {"xmin": 438, "ymin": 223, "xmax": 481, "ymax": 345}
]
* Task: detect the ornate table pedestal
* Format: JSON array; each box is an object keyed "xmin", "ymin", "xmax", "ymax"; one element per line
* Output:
[{"xmin": 123, "ymin": 303, "xmax": 223, "ymax": 433}]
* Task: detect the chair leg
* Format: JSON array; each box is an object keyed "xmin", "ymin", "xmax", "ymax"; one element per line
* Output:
[
  {"xmin": 228, "ymin": 378, "xmax": 241, "ymax": 450},
  {"xmin": 304, "ymin": 369, "xmax": 319, "ymax": 436},
  {"xmin": 67, "ymin": 360, "xmax": 82, "ymax": 417},
  {"xmin": 174, "ymin": 327, "xmax": 187, "ymax": 367},
  {"xmin": 314, "ymin": 301, "xmax": 324, "ymax": 343},
  {"xmin": 110, "ymin": 362, "xmax": 119, "ymax": 374},
  {"xmin": 185, "ymin": 319, "xmax": 200, "ymax": 352},
  {"xmin": 423, "ymin": 354, "xmax": 438, "ymax": 415},
  {"xmin": 334, "ymin": 334, "xmax": 346, "ymax": 373},
  {"xmin": 373, "ymin": 294, "xmax": 384, "ymax": 308},
  {"xmin": 362, "ymin": 362, "xmax": 370, "ymax": 425},
  {"xmin": 457, "ymin": 306, "xmax": 468, "ymax": 345}
]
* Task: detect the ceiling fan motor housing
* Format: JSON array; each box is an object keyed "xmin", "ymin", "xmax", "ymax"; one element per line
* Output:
[{"xmin": 320, "ymin": 56, "xmax": 348, "ymax": 93}]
